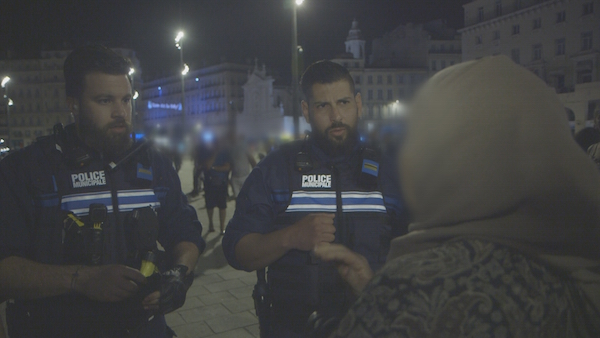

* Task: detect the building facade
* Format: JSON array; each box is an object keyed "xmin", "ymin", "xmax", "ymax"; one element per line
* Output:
[
  {"xmin": 460, "ymin": 0, "xmax": 600, "ymax": 132},
  {"xmin": 331, "ymin": 20, "xmax": 462, "ymax": 135},
  {"xmin": 0, "ymin": 48, "xmax": 141, "ymax": 150},
  {"xmin": 140, "ymin": 62, "xmax": 251, "ymax": 140},
  {"xmin": 237, "ymin": 61, "xmax": 308, "ymax": 141}
]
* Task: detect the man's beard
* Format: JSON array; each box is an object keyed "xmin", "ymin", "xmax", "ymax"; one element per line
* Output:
[
  {"xmin": 79, "ymin": 114, "xmax": 132, "ymax": 157},
  {"xmin": 312, "ymin": 121, "xmax": 359, "ymax": 157}
]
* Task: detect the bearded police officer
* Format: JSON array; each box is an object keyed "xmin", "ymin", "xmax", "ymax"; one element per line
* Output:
[
  {"xmin": 222, "ymin": 60, "xmax": 408, "ymax": 337},
  {"xmin": 0, "ymin": 44, "xmax": 204, "ymax": 337}
]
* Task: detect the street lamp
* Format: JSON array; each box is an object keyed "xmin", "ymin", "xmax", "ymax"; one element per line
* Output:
[
  {"xmin": 291, "ymin": 0, "xmax": 304, "ymax": 139},
  {"xmin": 2, "ymin": 76, "xmax": 10, "ymax": 150},
  {"xmin": 175, "ymin": 31, "xmax": 186, "ymax": 126},
  {"xmin": 129, "ymin": 68, "xmax": 137, "ymax": 139}
]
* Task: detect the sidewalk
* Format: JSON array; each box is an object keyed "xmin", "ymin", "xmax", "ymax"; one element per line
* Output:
[{"xmin": 166, "ymin": 158, "xmax": 259, "ymax": 338}]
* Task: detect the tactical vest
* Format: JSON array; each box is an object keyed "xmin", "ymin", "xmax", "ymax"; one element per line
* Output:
[
  {"xmin": 266, "ymin": 140, "xmax": 392, "ymax": 331},
  {"xmin": 6, "ymin": 129, "xmax": 167, "ymax": 337}
]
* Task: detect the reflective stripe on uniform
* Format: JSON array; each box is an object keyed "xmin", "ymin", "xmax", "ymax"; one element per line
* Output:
[
  {"xmin": 285, "ymin": 190, "xmax": 386, "ymax": 213},
  {"xmin": 61, "ymin": 189, "xmax": 161, "ymax": 216}
]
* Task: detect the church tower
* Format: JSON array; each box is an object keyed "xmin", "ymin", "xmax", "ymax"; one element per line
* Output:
[{"xmin": 344, "ymin": 19, "xmax": 366, "ymax": 60}]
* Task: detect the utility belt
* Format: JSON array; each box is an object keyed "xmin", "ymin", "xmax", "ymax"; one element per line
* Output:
[{"xmin": 253, "ymin": 251, "xmax": 354, "ymax": 336}]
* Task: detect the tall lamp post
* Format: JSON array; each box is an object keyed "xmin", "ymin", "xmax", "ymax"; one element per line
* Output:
[
  {"xmin": 2, "ymin": 76, "xmax": 10, "ymax": 150},
  {"xmin": 175, "ymin": 31, "xmax": 187, "ymax": 126},
  {"xmin": 129, "ymin": 67, "xmax": 136, "ymax": 139},
  {"xmin": 291, "ymin": 0, "xmax": 304, "ymax": 139}
]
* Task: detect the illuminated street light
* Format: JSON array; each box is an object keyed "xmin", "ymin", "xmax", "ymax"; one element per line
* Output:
[
  {"xmin": 175, "ymin": 31, "xmax": 184, "ymax": 48},
  {"xmin": 1, "ymin": 76, "xmax": 9, "ymax": 90},
  {"xmin": 129, "ymin": 68, "xmax": 137, "ymax": 139},
  {"xmin": 291, "ymin": 0, "xmax": 303, "ymax": 138},
  {"xmin": 2, "ymin": 76, "xmax": 11, "ymax": 151},
  {"xmin": 175, "ymin": 30, "xmax": 186, "ymax": 126}
]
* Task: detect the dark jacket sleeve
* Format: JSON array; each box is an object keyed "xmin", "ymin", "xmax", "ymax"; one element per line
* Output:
[
  {"xmin": 0, "ymin": 149, "xmax": 39, "ymax": 261},
  {"xmin": 152, "ymin": 151, "xmax": 206, "ymax": 255},
  {"xmin": 222, "ymin": 161, "xmax": 280, "ymax": 271}
]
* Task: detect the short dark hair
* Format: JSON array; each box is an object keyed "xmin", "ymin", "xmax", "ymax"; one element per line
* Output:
[
  {"xmin": 300, "ymin": 60, "xmax": 355, "ymax": 102},
  {"xmin": 64, "ymin": 44, "xmax": 132, "ymax": 98}
]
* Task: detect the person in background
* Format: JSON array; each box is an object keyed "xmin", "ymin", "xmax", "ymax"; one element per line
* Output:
[
  {"xmin": 188, "ymin": 137, "xmax": 211, "ymax": 198},
  {"xmin": 228, "ymin": 134, "xmax": 257, "ymax": 203},
  {"xmin": 222, "ymin": 60, "xmax": 409, "ymax": 337},
  {"xmin": 204, "ymin": 138, "xmax": 231, "ymax": 235},
  {"xmin": 314, "ymin": 55, "xmax": 600, "ymax": 337},
  {"xmin": 0, "ymin": 44, "xmax": 204, "ymax": 337}
]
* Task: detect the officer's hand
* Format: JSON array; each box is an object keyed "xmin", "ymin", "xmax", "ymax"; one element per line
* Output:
[
  {"xmin": 76, "ymin": 265, "xmax": 145, "ymax": 302},
  {"xmin": 157, "ymin": 265, "xmax": 194, "ymax": 314},
  {"xmin": 313, "ymin": 243, "xmax": 373, "ymax": 294},
  {"xmin": 141, "ymin": 290, "xmax": 160, "ymax": 311},
  {"xmin": 289, "ymin": 213, "xmax": 336, "ymax": 251}
]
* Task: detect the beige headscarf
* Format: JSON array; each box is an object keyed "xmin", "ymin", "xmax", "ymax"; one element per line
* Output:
[{"xmin": 391, "ymin": 55, "xmax": 600, "ymax": 313}]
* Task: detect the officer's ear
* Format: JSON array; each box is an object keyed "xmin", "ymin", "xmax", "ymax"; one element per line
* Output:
[
  {"xmin": 67, "ymin": 97, "xmax": 80, "ymax": 120},
  {"xmin": 301, "ymin": 100, "xmax": 310, "ymax": 124},
  {"xmin": 355, "ymin": 92, "xmax": 363, "ymax": 119}
]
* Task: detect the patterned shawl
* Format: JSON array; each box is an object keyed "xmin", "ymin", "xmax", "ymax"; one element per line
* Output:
[{"xmin": 391, "ymin": 55, "xmax": 600, "ymax": 317}]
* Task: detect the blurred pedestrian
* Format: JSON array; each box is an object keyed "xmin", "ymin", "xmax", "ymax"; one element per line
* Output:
[
  {"xmin": 204, "ymin": 138, "xmax": 231, "ymax": 234},
  {"xmin": 188, "ymin": 137, "xmax": 211, "ymax": 198},
  {"xmin": 229, "ymin": 134, "xmax": 256, "ymax": 202}
]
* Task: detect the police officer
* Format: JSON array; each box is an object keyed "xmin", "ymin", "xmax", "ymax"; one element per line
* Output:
[
  {"xmin": 0, "ymin": 44, "xmax": 205, "ymax": 337},
  {"xmin": 222, "ymin": 60, "xmax": 408, "ymax": 337}
]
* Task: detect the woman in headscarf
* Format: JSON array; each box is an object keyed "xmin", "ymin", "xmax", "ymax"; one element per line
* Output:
[{"xmin": 314, "ymin": 55, "xmax": 600, "ymax": 337}]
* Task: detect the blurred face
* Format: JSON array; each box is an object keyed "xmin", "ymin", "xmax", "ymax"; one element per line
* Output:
[
  {"xmin": 69, "ymin": 72, "xmax": 133, "ymax": 156},
  {"xmin": 302, "ymin": 80, "xmax": 362, "ymax": 155}
]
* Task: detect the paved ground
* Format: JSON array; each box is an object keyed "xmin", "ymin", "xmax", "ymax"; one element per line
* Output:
[
  {"xmin": 166, "ymin": 158, "xmax": 259, "ymax": 338},
  {"xmin": 0, "ymin": 157, "xmax": 259, "ymax": 338}
]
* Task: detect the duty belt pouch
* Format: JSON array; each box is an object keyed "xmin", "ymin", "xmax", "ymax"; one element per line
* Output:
[
  {"xmin": 268, "ymin": 261, "xmax": 320, "ymax": 308},
  {"xmin": 62, "ymin": 211, "xmax": 89, "ymax": 265}
]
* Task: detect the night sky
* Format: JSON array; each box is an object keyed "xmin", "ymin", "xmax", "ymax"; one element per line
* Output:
[{"xmin": 2, "ymin": 0, "xmax": 468, "ymax": 81}]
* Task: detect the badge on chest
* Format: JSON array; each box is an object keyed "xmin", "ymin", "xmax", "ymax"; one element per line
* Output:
[
  {"xmin": 301, "ymin": 174, "xmax": 332, "ymax": 188},
  {"xmin": 71, "ymin": 170, "xmax": 107, "ymax": 188}
]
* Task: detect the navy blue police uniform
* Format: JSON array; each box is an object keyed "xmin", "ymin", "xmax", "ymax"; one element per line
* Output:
[
  {"xmin": 0, "ymin": 124, "xmax": 205, "ymax": 337},
  {"xmin": 222, "ymin": 136, "xmax": 408, "ymax": 337}
]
